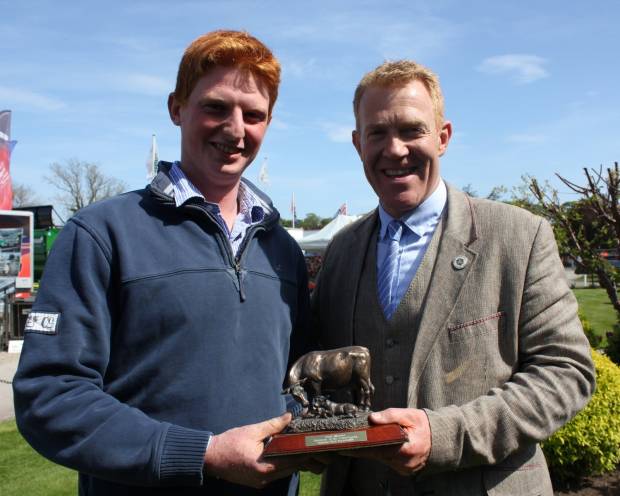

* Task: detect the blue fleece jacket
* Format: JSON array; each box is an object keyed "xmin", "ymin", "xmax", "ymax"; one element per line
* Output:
[{"xmin": 13, "ymin": 166, "xmax": 313, "ymax": 495}]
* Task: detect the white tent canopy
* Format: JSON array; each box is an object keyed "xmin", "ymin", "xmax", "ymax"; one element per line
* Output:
[{"xmin": 297, "ymin": 214, "xmax": 361, "ymax": 252}]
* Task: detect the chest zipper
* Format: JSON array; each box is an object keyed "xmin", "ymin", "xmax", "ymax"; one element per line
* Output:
[
  {"xmin": 233, "ymin": 224, "xmax": 266, "ymax": 302},
  {"xmin": 185, "ymin": 203, "xmax": 268, "ymax": 302},
  {"xmin": 233, "ymin": 259, "xmax": 246, "ymax": 301}
]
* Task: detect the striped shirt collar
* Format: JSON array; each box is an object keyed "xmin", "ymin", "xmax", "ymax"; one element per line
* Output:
[
  {"xmin": 378, "ymin": 179, "xmax": 447, "ymax": 239},
  {"xmin": 167, "ymin": 161, "xmax": 269, "ymax": 223},
  {"xmin": 168, "ymin": 161, "xmax": 204, "ymax": 207}
]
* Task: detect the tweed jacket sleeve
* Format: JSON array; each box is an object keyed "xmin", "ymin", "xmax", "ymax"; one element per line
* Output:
[{"xmin": 423, "ymin": 214, "xmax": 595, "ymax": 470}]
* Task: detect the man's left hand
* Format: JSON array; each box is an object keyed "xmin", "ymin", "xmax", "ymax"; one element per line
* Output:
[{"xmin": 343, "ymin": 407, "xmax": 431, "ymax": 475}]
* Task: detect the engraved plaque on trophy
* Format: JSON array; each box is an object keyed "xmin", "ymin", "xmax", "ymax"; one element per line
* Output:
[{"xmin": 263, "ymin": 346, "xmax": 407, "ymax": 457}]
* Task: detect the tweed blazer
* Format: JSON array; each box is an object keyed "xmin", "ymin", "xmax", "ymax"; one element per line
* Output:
[{"xmin": 312, "ymin": 184, "xmax": 595, "ymax": 496}]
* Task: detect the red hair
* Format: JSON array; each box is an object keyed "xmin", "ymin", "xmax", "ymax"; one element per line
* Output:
[{"xmin": 173, "ymin": 30, "xmax": 281, "ymax": 115}]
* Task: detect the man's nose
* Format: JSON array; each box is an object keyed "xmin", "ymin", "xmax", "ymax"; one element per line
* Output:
[
  {"xmin": 383, "ymin": 135, "xmax": 408, "ymax": 158},
  {"xmin": 222, "ymin": 108, "xmax": 245, "ymax": 139}
]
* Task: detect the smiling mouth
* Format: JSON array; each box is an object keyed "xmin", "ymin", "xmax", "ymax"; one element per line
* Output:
[
  {"xmin": 212, "ymin": 142, "xmax": 243, "ymax": 154},
  {"xmin": 383, "ymin": 167, "xmax": 416, "ymax": 178}
]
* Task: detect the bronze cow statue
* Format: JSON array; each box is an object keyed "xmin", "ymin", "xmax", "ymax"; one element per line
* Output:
[{"xmin": 283, "ymin": 346, "xmax": 375, "ymax": 411}]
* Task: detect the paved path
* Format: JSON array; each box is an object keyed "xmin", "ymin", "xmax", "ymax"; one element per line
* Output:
[{"xmin": 0, "ymin": 352, "xmax": 20, "ymax": 421}]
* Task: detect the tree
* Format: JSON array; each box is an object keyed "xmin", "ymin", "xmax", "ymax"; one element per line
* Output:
[
  {"xmin": 298, "ymin": 213, "xmax": 331, "ymax": 230},
  {"xmin": 462, "ymin": 184, "xmax": 507, "ymax": 201},
  {"xmin": 11, "ymin": 182, "xmax": 38, "ymax": 207},
  {"xmin": 300, "ymin": 213, "xmax": 322, "ymax": 230},
  {"xmin": 46, "ymin": 159, "xmax": 127, "ymax": 215},
  {"xmin": 280, "ymin": 214, "xmax": 333, "ymax": 230},
  {"xmin": 462, "ymin": 184, "xmax": 478, "ymax": 197},
  {"xmin": 279, "ymin": 218, "xmax": 292, "ymax": 228},
  {"xmin": 487, "ymin": 185, "xmax": 508, "ymax": 202},
  {"xmin": 526, "ymin": 162, "xmax": 620, "ymax": 314}
]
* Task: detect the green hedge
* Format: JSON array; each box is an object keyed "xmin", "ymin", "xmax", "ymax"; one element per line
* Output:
[
  {"xmin": 542, "ymin": 350, "xmax": 620, "ymax": 482},
  {"xmin": 579, "ymin": 311, "xmax": 602, "ymax": 348}
]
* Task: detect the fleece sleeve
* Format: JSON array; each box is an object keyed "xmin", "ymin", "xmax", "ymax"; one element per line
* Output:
[
  {"xmin": 425, "ymin": 219, "xmax": 596, "ymax": 470},
  {"xmin": 12, "ymin": 220, "xmax": 210, "ymax": 487},
  {"xmin": 284, "ymin": 244, "xmax": 317, "ymax": 417}
]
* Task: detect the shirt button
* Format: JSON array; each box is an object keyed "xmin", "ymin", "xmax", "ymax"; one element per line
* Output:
[{"xmin": 385, "ymin": 375, "xmax": 395, "ymax": 385}]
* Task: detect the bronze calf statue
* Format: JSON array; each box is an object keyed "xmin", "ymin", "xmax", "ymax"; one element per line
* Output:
[{"xmin": 310, "ymin": 396, "xmax": 359, "ymax": 418}]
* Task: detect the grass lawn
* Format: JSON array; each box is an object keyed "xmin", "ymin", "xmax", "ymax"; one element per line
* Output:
[
  {"xmin": 0, "ymin": 418, "xmax": 321, "ymax": 495},
  {"xmin": 573, "ymin": 288, "xmax": 618, "ymax": 344},
  {"xmin": 300, "ymin": 471, "xmax": 321, "ymax": 495},
  {"xmin": 0, "ymin": 419, "xmax": 77, "ymax": 496}
]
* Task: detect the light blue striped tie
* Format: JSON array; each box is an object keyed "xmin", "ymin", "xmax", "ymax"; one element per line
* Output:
[{"xmin": 378, "ymin": 220, "xmax": 403, "ymax": 319}]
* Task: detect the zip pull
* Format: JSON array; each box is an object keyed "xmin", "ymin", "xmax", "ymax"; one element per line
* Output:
[{"xmin": 235, "ymin": 261, "xmax": 246, "ymax": 302}]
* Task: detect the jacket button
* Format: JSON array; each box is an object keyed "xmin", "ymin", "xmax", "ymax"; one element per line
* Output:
[
  {"xmin": 385, "ymin": 375, "xmax": 395, "ymax": 385},
  {"xmin": 452, "ymin": 255, "xmax": 468, "ymax": 270},
  {"xmin": 386, "ymin": 338, "xmax": 397, "ymax": 348}
]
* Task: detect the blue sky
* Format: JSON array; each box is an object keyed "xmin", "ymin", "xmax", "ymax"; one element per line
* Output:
[{"xmin": 2, "ymin": 0, "xmax": 619, "ymax": 219}]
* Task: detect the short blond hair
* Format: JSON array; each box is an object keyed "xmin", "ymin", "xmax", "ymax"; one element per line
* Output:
[{"xmin": 353, "ymin": 60, "xmax": 445, "ymax": 128}]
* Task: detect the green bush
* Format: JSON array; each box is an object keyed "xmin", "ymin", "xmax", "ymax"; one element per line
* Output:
[
  {"xmin": 579, "ymin": 311, "xmax": 602, "ymax": 348},
  {"xmin": 542, "ymin": 350, "xmax": 620, "ymax": 483}
]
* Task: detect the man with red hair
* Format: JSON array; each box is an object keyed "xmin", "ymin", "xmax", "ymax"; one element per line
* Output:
[{"xmin": 14, "ymin": 30, "xmax": 317, "ymax": 495}]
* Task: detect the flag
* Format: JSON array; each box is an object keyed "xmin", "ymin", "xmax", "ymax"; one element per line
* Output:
[
  {"xmin": 0, "ymin": 110, "xmax": 10, "ymax": 142},
  {"xmin": 0, "ymin": 110, "xmax": 13, "ymax": 210},
  {"xmin": 146, "ymin": 134, "xmax": 159, "ymax": 180},
  {"xmin": 335, "ymin": 202, "xmax": 347, "ymax": 217},
  {"xmin": 290, "ymin": 192, "xmax": 297, "ymax": 228},
  {"xmin": 258, "ymin": 156, "xmax": 269, "ymax": 185}
]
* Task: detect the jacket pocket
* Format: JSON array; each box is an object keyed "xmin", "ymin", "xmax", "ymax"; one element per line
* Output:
[
  {"xmin": 447, "ymin": 311, "xmax": 505, "ymax": 342},
  {"xmin": 441, "ymin": 312, "xmax": 505, "ymax": 402}
]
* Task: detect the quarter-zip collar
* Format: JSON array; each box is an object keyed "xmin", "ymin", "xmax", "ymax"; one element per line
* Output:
[
  {"xmin": 146, "ymin": 161, "xmax": 280, "ymax": 232},
  {"xmin": 146, "ymin": 161, "xmax": 281, "ymax": 303}
]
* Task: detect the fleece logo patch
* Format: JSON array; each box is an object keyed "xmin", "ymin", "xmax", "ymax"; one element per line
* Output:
[{"xmin": 24, "ymin": 312, "xmax": 60, "ymax": 335}]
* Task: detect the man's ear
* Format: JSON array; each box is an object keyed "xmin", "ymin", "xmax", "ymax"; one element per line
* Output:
[
  {"xmin": 438, "ymin": 120, "xmax": 452, "ymax": 156},
  {"xmin": 352, "ymin": 129, "xmax": 362, "ymax": 159},
  {"xmin": 168, "ymin": 93, "xmax": 182, "ymax": 126}
]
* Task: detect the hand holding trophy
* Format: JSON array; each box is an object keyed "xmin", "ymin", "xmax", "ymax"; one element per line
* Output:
[{"xmin": 264, "ymin": 346, "xmax": 407, "ymax": 456}]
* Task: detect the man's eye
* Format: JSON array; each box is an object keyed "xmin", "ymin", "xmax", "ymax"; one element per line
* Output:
[
  {"xmin": 244, "ymin": 112, "xmax": 266, "ymax": 123},
  {"xmin": 203, "ymin": 103, "xmax": 225, "ymax": 113},
  {"xmin": 401, "ymin": 127, "xmax": 424, "ymax": 137}
]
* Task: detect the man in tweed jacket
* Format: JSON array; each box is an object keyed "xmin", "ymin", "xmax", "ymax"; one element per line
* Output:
[{"xmin": 312, "ymin": 60, "xmax": 595, "ymax": 495}]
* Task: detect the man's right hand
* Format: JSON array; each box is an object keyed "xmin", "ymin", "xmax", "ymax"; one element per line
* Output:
[{"xmin": 203, "ymin": 412, "xmax": 324, "ymax": 488}]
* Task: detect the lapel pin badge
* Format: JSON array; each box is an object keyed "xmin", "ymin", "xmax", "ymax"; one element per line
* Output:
[{"xmin": 452, "ymin": 255, "xmax": 468, "ymax": 270}]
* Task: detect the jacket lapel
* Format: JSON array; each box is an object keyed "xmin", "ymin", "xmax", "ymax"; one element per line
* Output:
[
  {"xmin": 408, "ymin": 184, "xmax": 480, "ymax": 394},
  {"xmin": 323, "ymin": 210, "xmax": 378, "ymax": 346}
]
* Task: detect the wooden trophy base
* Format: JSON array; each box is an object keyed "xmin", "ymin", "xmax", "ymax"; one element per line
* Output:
[{"xmin": 263, "ymin": 423, "xmax": 407, "ymax": 457}]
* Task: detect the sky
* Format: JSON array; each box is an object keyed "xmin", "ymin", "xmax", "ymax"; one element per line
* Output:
[{"xmin": 2, "ymin": 0, "xmax": 619, "ymax": 219}]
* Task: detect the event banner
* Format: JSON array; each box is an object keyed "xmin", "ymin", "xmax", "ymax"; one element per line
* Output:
[
  {"xmin": 0, "ymin": 210, "xmax": 33, "ymax": 289},
  {"xmin": 0, "ymin": 110, "xmax": 13, "ymax": 210},
  {"xmin": 0, "ymin": 228, "xmax": 22, "ymax": 279}
]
